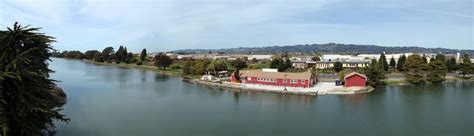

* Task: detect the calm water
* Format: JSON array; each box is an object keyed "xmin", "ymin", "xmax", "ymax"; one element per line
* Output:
[{"xmin": 50, "ymin": 58, "xmax": 473, "ymax": 136}]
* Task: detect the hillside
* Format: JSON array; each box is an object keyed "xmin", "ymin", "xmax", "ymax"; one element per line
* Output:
[{"xmin": 173, "ymin": 43, "xmax": 474, "ymax": 56}]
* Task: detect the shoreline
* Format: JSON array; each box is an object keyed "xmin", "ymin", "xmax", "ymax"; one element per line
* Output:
[
  {"xmin": 83, "ymin": 59, "xmax": 183, "ymax": 76},
  {"xmin": 186, "ymin": 79, "xmax": 375, "ymax": 96},
  {"xmin": 77, "ymin": 58, "xmax": 471, "ymax": 95}
]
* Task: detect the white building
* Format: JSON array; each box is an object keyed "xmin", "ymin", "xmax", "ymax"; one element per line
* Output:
[{"xmin": 247, "ymin": 55, "xmax": 273, "ymax": 61}]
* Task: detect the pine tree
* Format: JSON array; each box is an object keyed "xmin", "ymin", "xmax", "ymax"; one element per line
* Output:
[
  {"xmin": 0, "ymin": 22, "xmax": 69, "ymax": 135},
  {"xmin": 125, "ymin": 52, "xmax": 133, "ymax": 64},
  {"xmin": 284, "ymin": 58, "xmax": 292, "ymax": 71},
  {"xmin": 462, "ymin": 54, "xmax": 471, "ymax": 64},
  {"xmin": 459, "ymin": 54, "xmax": 474, "ymax": 78},
  {"xmin": 378, "ymin": 53, "xmax": 389, "ymax": 71},
  {"xmin": 397, "ymin": 54, "xmax": 406, "ymax": 71},
  {"xmin": 403, "ymin": 55, "xmax": 427, "ymax": 85},
  {"xmin": 426, "ymin": 60, "xmax": 448, "ymax": 84},
  {"xmin": 445, "ymin": 57, "xmax": 457, "ymax": 72},
  {"xmin": 122, "ymin": 47, "xmax": 128, "ymax": 62},
  {"xmin": 389, "ymin": 57, "xmax": 396, "ymax": 68},
  {"xmin": 435, "ymin": 53, "xmax": 446, "ymax": 62},
  {"xmin": 364, "ymin": 59, "xmax": 386, "ymax": 87},
  {"xmin": 333, "ymin": 61, "xmax": 343, "ymax": 72},
  {"xmin": 140, "ymin": 48, "xmax": 147, "ymax": 62},
  {"xmin": 115, "ymin": 46, "xmax": 124, "ymax": 63},
  {"xmin": 429, "ymin": 57, "xmax": 435, "ymax": 63},
  {"xmin": 421, "ymin": 54, "xmax": 428, "ymax": 64}
]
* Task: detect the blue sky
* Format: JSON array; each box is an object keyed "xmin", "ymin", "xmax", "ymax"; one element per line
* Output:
[{"xmin": 0, "ymin": 0, "xmax": 472, "ymax": 52}]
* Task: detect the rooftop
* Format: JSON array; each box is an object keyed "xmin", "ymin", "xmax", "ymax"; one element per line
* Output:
[{"xmin": 239, "ymin": 69, "xmax": 312, "ymax": 80}]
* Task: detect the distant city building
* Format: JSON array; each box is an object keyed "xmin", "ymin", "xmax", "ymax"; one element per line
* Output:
[
  {"xmin": 246, "ymin": 55, "xmax": 273, "ymax": 61},
  {"xmin": 291, "ymin": 60, "xmax": 307, "ymax": 69}
]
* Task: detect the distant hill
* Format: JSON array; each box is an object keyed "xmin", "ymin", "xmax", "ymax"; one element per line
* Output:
[{"xmin": 173, "ymin": 43, "xmax": 474, "ymax": 56}]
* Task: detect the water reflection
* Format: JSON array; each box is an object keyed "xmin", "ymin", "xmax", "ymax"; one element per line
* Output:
[
  {"xmin": 154, "ymin": 74, "xmax": 169, "ymax": 81},
  {"xmin": 233, "ymin": 91, "xmax": 240, "ymax": 102},
  {"xmin": 49, "ymin": 58, "xmax": 474, "ymax": 136}
]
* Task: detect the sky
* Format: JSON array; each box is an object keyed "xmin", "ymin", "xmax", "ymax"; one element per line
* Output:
[{"xmin": 0, "ymin": 0, "xmax": 472, "ymax": 52}]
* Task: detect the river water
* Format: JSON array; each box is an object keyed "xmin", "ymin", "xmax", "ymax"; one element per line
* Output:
[{"xmin": 50, "ymin": 58, "xmax": 473, "ymax": 136}]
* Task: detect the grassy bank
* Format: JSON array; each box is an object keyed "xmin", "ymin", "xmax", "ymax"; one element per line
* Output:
[
  {"xmin": 383, "ymin": 76, "xmax": 473, "ymax": 85},
  {"xmin": 84, "ymin": 60, "xmax": 183, "ymax": 76}
]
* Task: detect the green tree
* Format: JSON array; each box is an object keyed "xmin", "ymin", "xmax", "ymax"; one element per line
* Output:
[
  {"xmin": 193, "ymin": 59, "xmax": 211, "ymax": 75},
  {"xmin": 281, "ymin": 51, "xmax": 289, "ymax": 58},
  {"xmin": 403, "ymin": 55, "xmax": 427, "ymax": 85},
  {"xmin": 426, "ymin": 60, "xmax": 448, "ymax": 84},
  {"xmin": 459, "ymin": 54, "xmax": 474, "ymax": 78},
  {"xmin": 284, "ymin": 58, "xmax": 292, "ymax": 71},
  {"xmin": 153, "ymin": 53, "xmax": 173, "ymax": 69},
  {"xmin": 182, "ymin": 60, "xmax": 194, "ymax": 75},
  {"xmin": 208, "ymin": 59, "xmax": 228, "ymax": 75},
  {"xmin": 445, "ymin": 57, "xmax": 457, "ymax": 72},
  {"xmin": 84, "ymin": 50, "xmax": 100, "ymax": 60},
  {"xmin": 233, "ymin": 69, "xmax": 241, "ymax": 82},
  {"xmin": 459, "ymin": 63, "xmax": 474, "ymax": 78},
  {"xmin": 230, "ymin": 58, "xmax": 247, "ymax": 70},
  {"xmin": 269, "ymin": 57, "xmax": 292, "ymax": 72},
  {"xmin": 378, "ymin": 53, "xmax": 389, "ymax": 71},
  {"xmin": 364, "ymin": 59, "xmax": 386, "ymax": 87},
  {"xmin": 389, "ymin": 57, "xmax": 396, "ymax": 68},
  {"xmin": 97, "ymin": 47, "xmax": 114, "ymax": 62},
  {"xmin": 114, "ymin": 46, "xmax": 123, "ymax": 63},
  {"xmin": 140, "ymin": 48, "xmax": 147, "ymax": 62},
  {"xmin": 421, "ymin": 54, "xmax": 428, "ymax": 64},
  {"xmin": 333, "ymin": 61, "xmax": 343, "ymax": 72},
  {"xmin": 338, "ymin": 69, "xmax": 353, "ymax": 80},
  {"xmin": 114, "ymin": 46, "xmax": 127, "ymax": 63},
  {"xmin": 435, "ymin": 53, "xmax": 446, "ymax": 62},
  {"xmin": 311, "ymin": 56, "xmax": 320, "ymax": 61},
  {"xmin": 0, "ymin": 22, "xmax": 69, "ymax": 135},
  {"xmin": 65, "ymin": 51, "xmax": 83, "ymax": 59},
  {"xmin": 396, "ymin": 54, "xmax": 406, "ymax": 71},
  {"xmin": 462, "ymin": 54, "xmax": 471, "ymax": 64},
  {"xmin": 270, "ymin": 57, "xmax": 283, "ymax": 71},
  {"xmin": 125, "ymin": 52, "xmax": 133, "ymax": 64}
]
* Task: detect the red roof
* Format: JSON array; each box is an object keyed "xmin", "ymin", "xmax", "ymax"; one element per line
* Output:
[
  {"xmin": 344, "ymin": 72, "xmax": 367, "ymax": 80},
  {"xmin": 239, "ymin": 69, "xmax": 312, "ymax": 80}
]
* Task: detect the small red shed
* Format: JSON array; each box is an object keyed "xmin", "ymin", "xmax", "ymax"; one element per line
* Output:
[{"xmin": 344, "ymin": 72, "xmax": 367, "ymax": 87}]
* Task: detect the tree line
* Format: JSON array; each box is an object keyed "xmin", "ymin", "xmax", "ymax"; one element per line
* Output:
[
  {"xmin": 335, "ymin": 53, "xmax": 474, "ymax": 86},
  {"xmin": 52, "ymin": 46, "xmax": 178, "ymax": 70}
]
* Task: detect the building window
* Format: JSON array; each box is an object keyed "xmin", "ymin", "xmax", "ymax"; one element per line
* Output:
[
  {"xmin": 290, "ymin": 80, "xmax": 297, "ymax": 84},
  {"xmin": 302, "ymin": 80, "xmax": 305, "ymax": 84}
]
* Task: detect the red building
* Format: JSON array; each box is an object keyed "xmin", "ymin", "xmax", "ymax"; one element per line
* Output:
[
  {"xmin": 344, "ymin": 72, "xmax": 367, "ymax": 87},
  {"xmin": 233, "ymin": 69, "xmax": 315, "ymax": 88}
]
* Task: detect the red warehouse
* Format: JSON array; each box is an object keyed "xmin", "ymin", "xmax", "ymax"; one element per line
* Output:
[
  {"xmin": 344, "ymin": 72, "xmax": 367, "ymax": 87},
  {"xmin": 234, "ymin": 69, "xmax": 315, "ymax": 88}
]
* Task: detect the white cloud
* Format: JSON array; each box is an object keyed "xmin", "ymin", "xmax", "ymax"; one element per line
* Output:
[{"xmin": 0, "ymin": 0, "xmax": 472, "ymax": 51}]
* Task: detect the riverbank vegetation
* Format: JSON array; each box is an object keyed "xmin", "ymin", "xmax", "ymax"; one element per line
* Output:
[
  {"xmin": 54, "ymin": 46, "xmax": 474, "ymax": 87},
  {"xmin": 0, "ymin": 23, "xmax": 69, "ymax": 135},
  {"xmin": 333, "ymin": 52, "xmax": 474, "ymax": 87}
]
